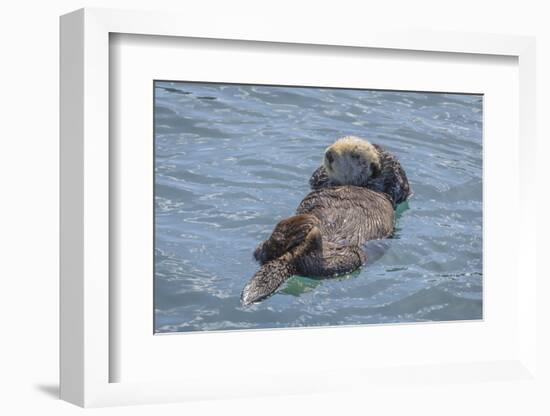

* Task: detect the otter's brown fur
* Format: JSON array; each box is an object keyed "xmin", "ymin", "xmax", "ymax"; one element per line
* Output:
[{"xmin": 241, "ymin": 186, "xmax": 394, "ymax": 305}]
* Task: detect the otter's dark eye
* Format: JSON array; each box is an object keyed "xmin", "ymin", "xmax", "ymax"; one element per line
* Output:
[
  {"xmin": 325, "ymin": 150, "xmax": 334, "ymax": 164},
  {"xmin": 351, "ymin": 152, "xmax": 360, "ymax": 159}
]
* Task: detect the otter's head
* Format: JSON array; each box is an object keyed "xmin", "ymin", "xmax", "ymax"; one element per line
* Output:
[{"xmin": 323, "ymin": 136, "xmax": 381, "ymax": 186}]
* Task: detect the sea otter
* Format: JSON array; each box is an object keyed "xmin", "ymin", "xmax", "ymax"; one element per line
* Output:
[
  {"xmin": 240, "ymin": 136, "xmax": 408, "ymax": 306},
  {"xmin": 241, "ymin": 187, "xmax": 394, "ymax": 305},
  {"xmin": 309, "ymin": 136, "xmax": 412, "ymax": 206}
]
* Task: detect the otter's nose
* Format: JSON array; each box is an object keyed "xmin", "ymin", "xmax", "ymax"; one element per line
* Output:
[{"xmin": 325, "ymin": 150, "xmax": 335, "ymax": 165}]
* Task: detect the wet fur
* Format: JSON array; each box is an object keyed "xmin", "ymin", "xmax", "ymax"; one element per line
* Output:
[
  {"xmin": 241, "ymin": 136, "xmax": 410, "ymax": 305},
  {"xmin": 241, "ymin": 187, "xmax": 394, "ymax": 305}
]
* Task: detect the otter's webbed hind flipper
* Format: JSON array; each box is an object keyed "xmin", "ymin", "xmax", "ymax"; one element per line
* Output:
[
  {"xmin": 243, "ymin": 215, "xmax": 323, "ymax": 305},
  {"xmin": 248, "ymin": 241, "xmax": 366, "ymax": 306},
  {"xmin": 253, "ymin": 214, "xmax": 321, "ymax": 265}
]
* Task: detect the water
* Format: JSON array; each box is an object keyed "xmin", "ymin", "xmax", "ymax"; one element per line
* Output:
[{"xmin": 154, "ymin": 81, "xmax": 483, "ymax": 333}]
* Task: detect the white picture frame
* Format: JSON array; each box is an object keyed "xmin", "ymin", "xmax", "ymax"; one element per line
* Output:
[{"xmin": 60, "ymin": 7, "xmax": 538, "ymax": 408}]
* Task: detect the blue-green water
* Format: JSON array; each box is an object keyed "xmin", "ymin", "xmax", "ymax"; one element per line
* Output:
[{"xmin": 154, "ymin": 81, "xmax": 483, "ymax": 333}]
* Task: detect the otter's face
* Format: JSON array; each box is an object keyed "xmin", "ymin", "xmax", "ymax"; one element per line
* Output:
[{"xmin": 323, "ymin": 136, "xmax": 381, "ymax": 186}]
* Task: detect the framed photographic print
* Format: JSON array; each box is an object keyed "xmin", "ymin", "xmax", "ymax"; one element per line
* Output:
[
  {"xmin": 152, "ymin": 80, "xmax": 482, "ymax": 332},
  {"xmin": 60, "ymin": 8, "xmax": 538, "ymax": 407}
]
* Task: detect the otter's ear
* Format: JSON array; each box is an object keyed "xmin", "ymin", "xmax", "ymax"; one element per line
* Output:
[{"xmin": 370, "ymin": 161, "xmax": 382, "ymax": 178}]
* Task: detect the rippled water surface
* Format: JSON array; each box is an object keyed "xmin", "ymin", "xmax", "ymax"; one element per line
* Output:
[{"xmin": 154, "ymin": 81, "xmax": 482, "ymax": 333}]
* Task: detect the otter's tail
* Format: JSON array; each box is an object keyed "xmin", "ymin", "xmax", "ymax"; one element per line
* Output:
[
  {"xmin": 241, "ymin": 256, "xmax": 296, "ymax": 306},
  {"xmin": 242, "ymin": 214, "xmax": 322, "ymax": 306}
]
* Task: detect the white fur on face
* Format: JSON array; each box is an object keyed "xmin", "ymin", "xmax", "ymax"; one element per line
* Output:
[{"xmin": 323, "ymin": 136, "xmax": 380, "ymax": 186}]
